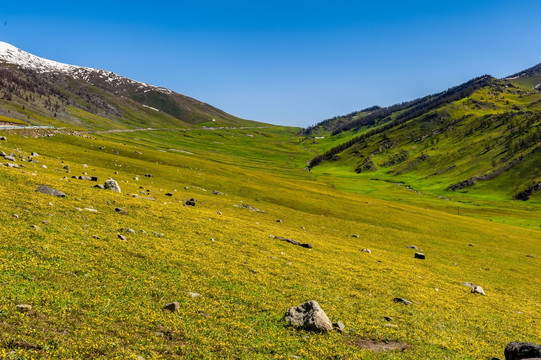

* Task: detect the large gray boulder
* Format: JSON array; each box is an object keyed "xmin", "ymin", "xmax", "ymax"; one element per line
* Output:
[
  {"xmin": 36, "ymin": 185, "xmax": 66, "ymax": 197},
  {"xmin": 284, "ymin": 300, "xmax": 333, "ymax": 332},
  {"xmin": 505, "ymin": 341, "xmax": 541, "ymax": 360},
  {"xmin": 104, "ymin": 178, "xmax": 121, "ymax": 193}
]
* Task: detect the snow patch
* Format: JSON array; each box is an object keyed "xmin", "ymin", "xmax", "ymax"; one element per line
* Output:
[{"xmin": 143, "ymin": 105, "xmax": 160, "ymax": 112}]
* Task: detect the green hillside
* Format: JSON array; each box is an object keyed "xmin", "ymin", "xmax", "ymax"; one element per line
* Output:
[{"xmin": 304, "ymin": 78, "xmax": 541, "ymax": 205}]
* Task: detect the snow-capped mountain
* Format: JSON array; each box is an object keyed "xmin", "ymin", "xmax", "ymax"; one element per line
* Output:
[
  {"xmin": 0, "ymin": 41, "xmax": 172, "ymax": 95},
  {"xmin": 0, "ymin": 41, "xmax": 251, "ymax": 129}
]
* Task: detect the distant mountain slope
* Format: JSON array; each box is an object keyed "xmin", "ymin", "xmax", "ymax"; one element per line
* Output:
[
  {"xmin": 506, "ymin": 62, "xmax": 541, "ymax": 90},
  {"xmin": 0, "ymin": 42, "xmax": 258, "ymax": 130},
  {"xmin": 303, "ymin": 68, "xmax": 541, "ymax": 200}
]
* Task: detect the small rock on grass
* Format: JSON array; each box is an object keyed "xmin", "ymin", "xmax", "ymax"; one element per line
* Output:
[
  {"xmin": 333, "ymin": 321, "xmax": 346, "ymax": 333},
  {"xmin": 393, "ymin": 298, "xmax": 412, "ymax": 305},
  {"xmin": 104, "ymin": 178, "xmax": 121, "ymax": 193},
  {"xmin": 406, "ymin": 245, "xmax": 418, "ymax": 250},
  {"xmin": 36, "ymin": 185, "xmax": 66, "ymax": 197},
  {"xmin": 471, "ymin": 286, "xmax": 486, "ymax": 295},
  {"xmin": 163, "ymin": 302, "xmax": 180, "ymax": 313},
  {"xmin": 284, "ymin": 300, "xmax": 333, "ymax": 332},
  {"xmin": 16, "ymin": 304, "xmax": 32, "ymax": 313},
  {"xmin": 414, "ymin": 252, "xmax": 425, "ymax": 260},
  {"xmin": 187, "ymin": 292, "xmax": 201, "ymax": 298},
  {"xmin": 118, "ymin": 234, "xmax": 127, "ymax": 241},
  {"xmin": 361, "ymin": 248, "xmax": 371, "ymax": 253},
  {"xmin": 352, "ymin": 234, "xmax": 359, "ymax": 238}
]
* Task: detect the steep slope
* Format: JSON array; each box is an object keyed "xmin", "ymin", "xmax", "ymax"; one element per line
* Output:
[
  {"xmin": 303, "ymin": 73, "xmax": 541, "ymax": 201},
  {"xmin": 0, "ymin": 42, "xmax": 257, "ymax": 130}
]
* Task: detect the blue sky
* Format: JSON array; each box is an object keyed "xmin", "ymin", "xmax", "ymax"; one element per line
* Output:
[{"xmin": 1, "ymin": 1, "xmax": 541, "ymax": 127}]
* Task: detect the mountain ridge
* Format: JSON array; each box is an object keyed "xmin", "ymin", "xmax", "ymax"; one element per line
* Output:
[{"xmin": 0, "ymin": 41, "xmax": 259, "ymax": 130}]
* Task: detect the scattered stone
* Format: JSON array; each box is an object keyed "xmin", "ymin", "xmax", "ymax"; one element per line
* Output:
[
  {"xmin": 284, "ymin": 300, "xmax": 333, "ymax": 332},
  {"xmin": 352, "ymin": 234, "xmax": 359, "ymax": 238},
  {"xmin": 235, "ymin": 203, "xmax": 266, "ymax": 213},
  {"xmin": 114, "ymin": 207, "xmax": 128, "ymax": 215},
  {"xmin": 526, "ymin": 254, "xmax": 536, "ymax": 258},
  {"xmin": 385, "ymin": 323, "xmax": 399, "ymax": 328},
  {"xmin": 92, "ymin": 235, "xmax": 101, "ymax": 240},
  {"xmin": 12, "ymin": 214, "xmax": 19, "ymax": 219},
  {"xmin": 94, "ymin": 184, "xmax": 105, "ymax": 189},
  {"xmin": 134, "ymin": 176, "xmax": 139, "ymax": 180},
  {"xmin": 145, "ymin": 174, "xmax": 153, "ymax": 177},
  {"xmin": 104, "ymin": 178, "xmax": 121, "ymax": 193},
  {"xmin": 0, "ymin": 136, "xmax": 6, "ymax": 140},
  {"xmin": 140, "ymin": 229, "xmax": 147, "ymax": 234},
  {"xmin": 471, "ymin": 286, "xmax": 486, "ymax": 295},
  {"xmin": 187, "ymin": 292, "xmax": 201, "ymax": 298},
  {"xmin": 163, "ymin": 302, "xmax": 180, "ymax": 313},
  {"xmin": 118, "ymin": 234, "xmax": 127, "ymax": 241},
  {"xmin": 82, "ymin": 164, "xmax": 87, "ymax": 167},
  {"xmin": 393, "ymin": 297, "xmax": 412, "ymax": 305},
  {"xmin": 36, "ymin": 185, "xmax": 66, "ymax": 197},
  {"xmin": 462, "ymin": 282, "xmax": 475, "ymax": 288},
  {"xmin": 504, "ymin": 341, "xmax": 541, "ymax": 360},
  {"xmin": 185, "ymin": 199, "xmax": 196, "ymax": 206},
  {"xmin": 406, "ymin": 245, "xmax": 418, "ymax": 250},
  {"xmin": 384, "ymin": 316, "xmax": 393, "ymax": 322},
  {"xmin": 16, "ymin": 304, "xmax": 32, "ymax": 312},
  {"xmin": 212, "ymin": 190, "xmax": 225, "ymax": 195},
  {"xmin": 270, "ymin": 234, "xmax": 312, "ymax": 249},
  {"xmin": 469, "ymin": 243, "xmax": 474, "ymax": 247},
  {"xmin": 276, "ymin": 219, "xmax": 282, "ymax": 223},
  {"xmin": 5, "ymin": 162, "xmax": 19, "ymax": 168},
  {"xmin": 414, "ymin": 252, "xmax": 426, "ymax": 260},
  {"xmin": 217, "ymin": 211, "xmax": 222, "ymax": 215},
  {"xmin": 41, "ymin": 164, "xmax": 47, "ymax": 169},
  {"xmin": 333, "ymin": 321, "xmax": 346, "ymax": 333},
  {"xmin": 119, "ymin": 228, "xmax": 135, "ymax": 234},
  {"xmin": 4, "ymin": 155, "xmax": 16, "ymax": 161},
  {"xmin": 165, "ymin": 192, "xmax": 173, "ymax": 196},
  {"xmin": 79, "ymin": 176, "xmax": 92, "ymax": 181},
  {"xmin": 91, "ymin": 176, "xmax": 98, "ymax": 181},
  {"xmin": 361, "ymin": 249, "xmax": 371, "ymax": 253},
  {"xmin": 31, "ymin": 152, "xmax": 38, "ymax": 156}
]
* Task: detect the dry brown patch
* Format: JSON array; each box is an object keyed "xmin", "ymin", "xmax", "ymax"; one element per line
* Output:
[{"xmin": 346, "ymin": 337, "xmax": 410, "ymax": 352}]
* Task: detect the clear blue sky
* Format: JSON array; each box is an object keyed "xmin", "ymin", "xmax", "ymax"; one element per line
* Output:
[{"xmin": 1, "ymin": 1, "xmax": 541, "ymax": 127}]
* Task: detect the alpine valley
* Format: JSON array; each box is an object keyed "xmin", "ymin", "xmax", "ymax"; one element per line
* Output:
[{"xmin": 0, "ymin": 42, "xmax": 539, "ymax": 359}]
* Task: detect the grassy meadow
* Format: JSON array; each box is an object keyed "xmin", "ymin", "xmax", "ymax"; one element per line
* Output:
[{"xmin": 0, "ymin": 125, "xmax": 539, "ymax": 359}]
